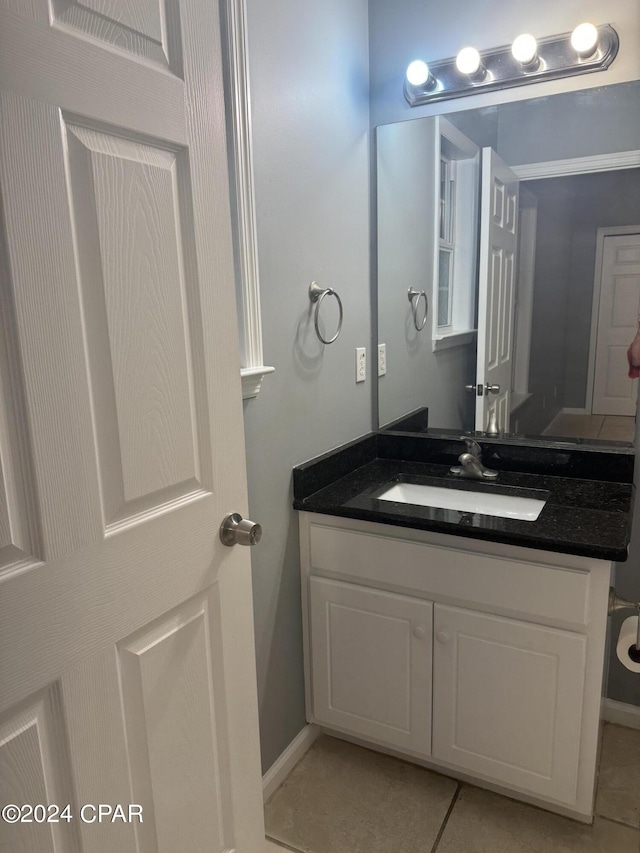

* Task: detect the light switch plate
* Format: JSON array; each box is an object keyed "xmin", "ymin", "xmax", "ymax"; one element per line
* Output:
[{"xmin": 378, "ymin": 343, "xmax": 386, "ymax": 376}]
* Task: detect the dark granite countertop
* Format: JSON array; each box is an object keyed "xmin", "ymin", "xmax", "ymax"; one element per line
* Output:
[{"xmin": 293, "ymin": 433, "xmax": 634, "ymax": 562}]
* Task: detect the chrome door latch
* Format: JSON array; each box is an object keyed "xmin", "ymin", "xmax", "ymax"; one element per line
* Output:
[
  {"xmin": 220, "ymin": 513, "xmax": 262, "ymax": 546},
  {"xmin": 464, "ymin": 383, "xmax": 500, "ymax": 396}
]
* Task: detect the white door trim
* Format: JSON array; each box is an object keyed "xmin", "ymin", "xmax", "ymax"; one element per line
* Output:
[
  {"xmin": 513, "ymin": 150, "xmax": 640, "ymax": 181},
  {"xmin": 586, "ymin": 226, "xmax": 640, "ymax": 415},
  {"xmin": 226, "ymin": 0, "xmax": 275, "ymax": 398}
]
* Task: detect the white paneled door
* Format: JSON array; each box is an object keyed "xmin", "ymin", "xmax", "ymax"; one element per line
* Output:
[
  {"xmin": 476, "ymin": 148, "xmax": 519, "ymax": 433},
  {"xmin": 0, "ymin": 3, "xmax": 265, "ymax": 852},
  {"xmin": 592, "ymin": 233, "xmax": 640, "ymax": 416}
]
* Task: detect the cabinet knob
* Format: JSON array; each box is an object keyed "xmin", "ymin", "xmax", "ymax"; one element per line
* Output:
[
  {"xmin": 436, "ymin": 630, "xmax": 451, "ymax": 645},
  {"xmin": 413, "ymin": 626, "xmax": 426, "ymax": 639}
]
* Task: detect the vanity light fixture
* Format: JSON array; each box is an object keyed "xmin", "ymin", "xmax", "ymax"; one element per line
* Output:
[
  {"xmin": 406, "ymin": 59, "xmax": 436, "ymax": 90},
  {"xmin": 455, "ymin": 47, "xmax": 486, "ymax": 80},
  {"xmin": 511, "ymin": 33, "xmax": 540, "ymax": 70},
  {"xmin": 571, "ymin": 22, "xmax": 599, "ymax": 58},
  {"xmin": 405, "ymin": 23, "xmax": 618, "ymax": 106}
]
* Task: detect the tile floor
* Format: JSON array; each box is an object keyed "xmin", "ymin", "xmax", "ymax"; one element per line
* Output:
[
  {"xmin": 542, "ymin": 414, "xmax": 635, "ymax": 443},
  {"xmin": 264, "ymin": 724, "xmax": 640, "ymax": 853}
]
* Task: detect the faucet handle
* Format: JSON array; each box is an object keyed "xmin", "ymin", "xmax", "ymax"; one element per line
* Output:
[{"xmin": 460, "ymin": 436, "xmax": 482, "ymax": 458}]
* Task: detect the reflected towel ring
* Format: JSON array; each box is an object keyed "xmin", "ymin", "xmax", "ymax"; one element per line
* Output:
[
  {"xmin": 309, "ymin": 281, "xmax": 343, "ymax": 344},
  {"xmin": 408, "ymin": 288, "xmax": 428, "ymax": 331}
]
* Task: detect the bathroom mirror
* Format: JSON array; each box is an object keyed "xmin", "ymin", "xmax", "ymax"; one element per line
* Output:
[{"xmin": 376, "ymin": 80, "xmax": 640, "ymax": 447}]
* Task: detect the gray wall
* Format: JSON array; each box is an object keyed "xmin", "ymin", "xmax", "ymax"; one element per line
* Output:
[
  {"xmin": 514, "ymin": 181, "xmax": 574, "ymax": 435},
  {"xmin": 496, "ymin": 83, "xmax": 640, "ymax": 166},
  {"xmin": 564, "ymin": 171, "xmax": 640, "ymax": 407},
  {"xmin": 514, "ymin": 170, "xmax": 640, "ymax": 437},
  {"xmin": 431, "ymin": 83, "xmax": 640, "ymax": 166},
  {"xmin": 609, "ymin": 412, "xmax": 640, "ymax": 708},
  {"xmin": 243, "ymin": 0, "xmax": 371, "ymax": 772}
]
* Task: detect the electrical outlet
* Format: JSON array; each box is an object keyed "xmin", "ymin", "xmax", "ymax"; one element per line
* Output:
[
  {"xmin": 356, "ymin": 347, "xmax": 366, "ymax": 383},
  {"xmin": 378, "ymin": 343, "xmax": 386, "ymax": 376}
]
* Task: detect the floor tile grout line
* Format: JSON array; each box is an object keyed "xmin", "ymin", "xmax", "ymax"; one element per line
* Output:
[
  {"xmin": 265, "ymin": 832, "xmax": 306, "ymax": 853},
  {"xmin": 430, "ymin": 782, "xmax": 462, "ymax": 853}
]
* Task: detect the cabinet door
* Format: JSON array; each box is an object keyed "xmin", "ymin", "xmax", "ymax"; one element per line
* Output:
[
  {"xmin": 309, "ymin": 577, "xmax": 432, "ymax": 755},
  {"xmin": 432, "ymin": 604, "xmax": 586, "ymax": 805}
]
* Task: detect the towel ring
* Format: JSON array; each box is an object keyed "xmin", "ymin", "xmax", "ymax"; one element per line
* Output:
[
  {"xmin": 309, "ymin": 281, "xmax": 343, "ymax": 344},
  {"xmin": 408, "ymin": 288, "xmax": 428, "ymax": 331}
]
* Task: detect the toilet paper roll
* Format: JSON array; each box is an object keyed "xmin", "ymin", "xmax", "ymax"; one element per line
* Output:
[{"xmin": 616, "ymin": 615, "xmax": 640, "ymax": 673}]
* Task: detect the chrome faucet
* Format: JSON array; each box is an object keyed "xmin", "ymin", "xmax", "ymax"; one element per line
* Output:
[{"xmin": 450, "ymin": 437, "xmax": 498, "ymax": 480}]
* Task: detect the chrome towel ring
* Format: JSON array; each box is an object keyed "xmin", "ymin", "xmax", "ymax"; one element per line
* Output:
[
  {"xmin": 309, "ymin": 281, "xmax": 343, "ymax": 344},
  {"xmin": 408, "ymin": 287, "xmax": 428, "ymax": 331}
]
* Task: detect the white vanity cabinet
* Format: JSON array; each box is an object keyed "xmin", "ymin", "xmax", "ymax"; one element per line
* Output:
[
  {"xmin": 431, "ymin": 604, "xmax": 586, "ymax": 804},
  {"xmin": 309, "ymin": 576, "xmax": 433, "ymax": 756},
  {"xmin": 299, "ymin": 512, "xmax": 613, "ymax": 822}
]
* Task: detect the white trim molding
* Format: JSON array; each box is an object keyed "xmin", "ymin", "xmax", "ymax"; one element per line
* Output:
[
  {"xmin": 601, "ymin": 698, "xmax": 640, "ymax": 730},
  {"xmin": 432, "ymin": 330, "xmax": 477, "ymax": 353},
  {"xmin": 226, "ymin": 0, "xmax": 274, "ymax": 399},
  {"xmin": 262, "ymin": 724, "xmax": 322, "ymax": 803},
  {"xmin": 241, "ymin": 365, "xmax": 275, "ymax": 399},
  {"xmin": 513, "ymin": 150, "xmax": 640, "ymax": 181}
]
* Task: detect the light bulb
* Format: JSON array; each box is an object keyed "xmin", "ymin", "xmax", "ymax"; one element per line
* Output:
[
  {"xmin": 512, "ymin": 33, "xmax": 538, "ymax": 66},
  {"xmin": 456, "ymin": 46, "xmax": 482, "ymax": 76},
  {"xmin": 571, "ymin": 22, "xmax": 598, "ymax": 56},
  {"xmin": 406, "ymin": 60, "xmax": 430, "ymax": 86}
]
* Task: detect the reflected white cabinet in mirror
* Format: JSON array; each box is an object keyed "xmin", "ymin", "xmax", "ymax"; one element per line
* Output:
[
  {"xmin": 299, "ymin": 512, "xmax": 612, "ymax": 823},
  {"xmin": 376, "ymin": 81, "xmax": 640, "ymax": 445}
]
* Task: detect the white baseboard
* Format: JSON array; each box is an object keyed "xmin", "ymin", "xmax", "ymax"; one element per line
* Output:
[
  {"xmin": 601, "ymin": 698, "xmax": 640, "ymax": 730},
  {"xmin": 561, "ymin": 407, "xmax": 589, "ymax": 416},
  {"xmin": 262, "ymin": 724, "xmax": 322, "ymax": 803}
]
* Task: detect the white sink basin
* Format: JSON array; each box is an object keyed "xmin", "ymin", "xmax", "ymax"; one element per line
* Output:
[{"xmin": 377, "ymin": 482, "xmax": 546, "ymax": 521}]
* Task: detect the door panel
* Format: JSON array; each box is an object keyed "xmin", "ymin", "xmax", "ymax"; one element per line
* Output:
[
  {"xmin": 0, "ymin": 686, "xmax": 80, "ymax": 853},
  {"xmin": 64, "ymin": 121, "xmax": 213, "ymax": 528},
  {"xmin": 117, "ymin": 592, "xmax": 232, "ymax": 853},
  {"xmin": 0, "ymin": 1, "xmax": 264, "ymax": 850},
  {"xmin": 0, "ymin": 271, "xmax": 39, "ymax": 569},
  {"xmin": 476, "ymin": 149, "xmax": 519, "ymax": 432},
  {"xmin": 310, "ymin": 577, "xmax": 433, "ymax": 756},
  {"xmin": 432, "ymin": 604, "xmax": 586, "ymax": 805},
  {"xmin": 52, "ymin": 0, "xmax": 171, "ymax": 68}
]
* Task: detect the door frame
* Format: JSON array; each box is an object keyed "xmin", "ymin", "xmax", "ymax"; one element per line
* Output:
[{"xmin": 512, "ymin": 150, "xmax": 640, "ymax": 417}]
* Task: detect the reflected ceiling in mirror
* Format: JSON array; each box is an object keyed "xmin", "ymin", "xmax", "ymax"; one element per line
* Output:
[{"xmin": 376, "ymin": 81, "xmax": 640, "ymax": 448}]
